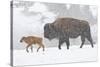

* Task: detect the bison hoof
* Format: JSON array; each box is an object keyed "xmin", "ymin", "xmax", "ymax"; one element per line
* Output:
[
  {"xmin": 67, "ymin": 47, "xmax": 69, "ymax": 50},
  {"xmin": 92, "ymin": 46, "xmax": 94, "ymax": 48},
  {"xmin": 80, "ymin": 46, "xmax": 82, "ymax": 48},
  {"xmin": 91, "ymin": 45, "xmax": 94, "ymax": 48},
  {"xmin": 27, "ymin": 51, "xmax": 29, "ymax": 53},
  {"xmin": 58, "ymin": 48, "xmax": 61, "ymax": 50}
]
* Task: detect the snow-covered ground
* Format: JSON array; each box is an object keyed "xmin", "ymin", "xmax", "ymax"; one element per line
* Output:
[{"xmin": 13, "ymin": 44, "xmax": 98, "ymax": 66}]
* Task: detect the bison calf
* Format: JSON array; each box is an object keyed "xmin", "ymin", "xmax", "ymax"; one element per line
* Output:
[
  {"xmin": 20, "ymin": 36, "xmax": 45, "ymax": 52},
  {"xmin": 44, "ymin": 17, "xmax": 94, "ymax": 50}
]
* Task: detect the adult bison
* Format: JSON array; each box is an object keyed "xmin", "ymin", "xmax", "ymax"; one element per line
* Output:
[{"xmin": 44, "ymin": 17, "xmax": 94, "ymax": 49}]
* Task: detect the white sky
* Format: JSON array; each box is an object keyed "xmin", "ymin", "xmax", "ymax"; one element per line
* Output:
[
  {"xmin": 66, "ymin": 4, "xmax": 71, "ymax": 9},
  {"xmin": 28, "ymin": 2, "xmax": 57, "ymax": 23},
  {"xmin": 89, "ymin": 6, "xmax": 97, "ymax": 18},
  {"xmin": 29, "ymin": 2, "xmax": 48, "ymax": 12}
]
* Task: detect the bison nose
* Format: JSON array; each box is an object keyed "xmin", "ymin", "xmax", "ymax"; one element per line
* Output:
[{"xmin": 20, "ymin": 40, "xmax": 22, "ymax": 42}]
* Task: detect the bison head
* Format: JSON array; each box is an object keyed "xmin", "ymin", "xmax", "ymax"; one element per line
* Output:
[
  {"xmin": 44, "ymin": 23, "xmax": 57, "ymax": 40},
  {"xmin": 20, "ymin": 37, "xmax": 26, "ymax": 43}
]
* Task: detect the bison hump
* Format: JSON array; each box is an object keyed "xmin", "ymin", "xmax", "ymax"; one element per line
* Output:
[{"xmin": 53, "ymin": 17, "xmax": 90, "ymax": 34}]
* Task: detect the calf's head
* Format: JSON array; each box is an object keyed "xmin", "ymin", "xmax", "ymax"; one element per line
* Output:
[
  {"xmin": 20, "ymin": 37, "xmax": 26, "ymax": 43},
  {"xmin": 44, "ymin": 23, "xmax": 56, "ymax": 40}
]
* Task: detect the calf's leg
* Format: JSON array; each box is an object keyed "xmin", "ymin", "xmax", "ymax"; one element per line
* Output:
[
  {"xmin": 37, "ymin": 44, "xmax": 45, "ymax": 52},
  {"xmin": 41, "ymin": 44, "xmax": 45, "ymax": 51},
  {"xmin": 37, "ymin": 46, "xmax": 41, "ymax": 52},
  {"xmin": 26, "ymin": 45, "xmax": 30, "ymax": 53},
  {"xmin": 31, "ymin": 46, "xmax": 33, "ymax": 52}
]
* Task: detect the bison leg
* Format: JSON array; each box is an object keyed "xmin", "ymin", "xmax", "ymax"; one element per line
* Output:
[
  {"xmin": 41, "ymin": 44, "xmax": 45, "ymax": 51},
  {"xmin": 80, "ymin": 35, "xmax": 85, "ymax": 48},
  {"xmin": 31, "ymin": 46, "xmax": 33, "ymax": 52},
  {"xmin": 37, "ymin": 43, "xmax": 45, "ymax": 52},
  {"xmin": 65, "ymin": 38, "xmax": 70, "ymax": 49},
  {"xmin": 84, "ymin": 30, "xmax": 94, "ymax": 48},
  {"xmin": 37, "ymin": 46, "xmax": 41, "ymax": 52},
  {"xmin": 58, "ymin": 39, "xmax": 64, "ymax": 50},
  {"xmin": 26, "ymin": 45, "xmax": 30, "ymax": 53},
  {"xmin": 86, "ymin": 34, "xmax": 94, "ymax": 48}
]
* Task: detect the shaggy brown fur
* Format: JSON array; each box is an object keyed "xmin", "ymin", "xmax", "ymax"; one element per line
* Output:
[
  {"xmin": 44, "ymin": 17, "xmax": 93, "ymax": 49},
  {"xmin": 20, "ymin": 36, "xmax": 45, "ymax": 52}
]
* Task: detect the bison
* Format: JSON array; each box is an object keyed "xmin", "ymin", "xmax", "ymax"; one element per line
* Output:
[
  {"xmin": 20, "ymin": 36, "xmax": 45, "ymax": 52},
  {"xmin": 44, "ymin": 17, "xmax": 94, "ymax": 50}
]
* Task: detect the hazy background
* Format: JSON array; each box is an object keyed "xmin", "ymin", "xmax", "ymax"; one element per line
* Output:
[{"xmin": 13, "ymin": 0, "xmax": 98, "ymax": 50}]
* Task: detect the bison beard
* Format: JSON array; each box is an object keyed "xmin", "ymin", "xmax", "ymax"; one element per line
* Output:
[{"xmin": 44, "ymin": 17, "xmax": 94, "ymax": 50}]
